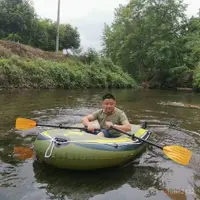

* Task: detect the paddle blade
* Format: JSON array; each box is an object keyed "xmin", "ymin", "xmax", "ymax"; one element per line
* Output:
[
  {"xmin": 163, "ymin": 145, "xmax": 192, "ymax": 165},
  {"xmin": 16, "ymin": 118, "xmax": 37, "ymax": 130},
  {"xmin": 14, "ymin": 146, "xmax": 34, "ymax": 160}
]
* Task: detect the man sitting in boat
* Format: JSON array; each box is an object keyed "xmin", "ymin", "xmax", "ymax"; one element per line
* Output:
[{"xmin": 82, "ymin": 93, "xmax": 131, "ymax": 138}]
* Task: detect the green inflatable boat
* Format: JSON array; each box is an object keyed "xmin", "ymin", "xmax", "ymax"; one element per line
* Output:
[{"xmin": 34, "ymin": 124, "xmax": 152, "ymax": 170}]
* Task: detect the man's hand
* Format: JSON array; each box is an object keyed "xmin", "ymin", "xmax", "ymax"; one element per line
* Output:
[
  {"xmin": 87, "ymin": 123, "xmax": 95, "ymax": 132},
  {"xmin": 105, "ymin": 121, "xmax": 114, "ymax": 129}
]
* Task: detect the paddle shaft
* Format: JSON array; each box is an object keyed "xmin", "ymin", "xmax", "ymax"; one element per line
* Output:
[
  {"xmin": 111, "ymin": 126, "xmax": 163, "ymax": 150},
  {"xmin": 36, "ymin": 123, "xmax": 87, "ymax": 131}
]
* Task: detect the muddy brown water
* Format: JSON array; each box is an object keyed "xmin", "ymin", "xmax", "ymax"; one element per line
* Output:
[{"xmin": 0, "ymin": 88, "xmax": 200, "ymax": 200}]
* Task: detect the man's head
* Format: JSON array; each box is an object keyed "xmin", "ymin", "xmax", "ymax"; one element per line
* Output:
[{"xmin": 102, "ymin": 93, "xmax": 116, "ymax": 114}]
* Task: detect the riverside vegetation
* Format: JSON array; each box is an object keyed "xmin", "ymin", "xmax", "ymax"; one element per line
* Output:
[{"xmin": 0, "ymin": 40, "xmax": 136, "ymax": 89}]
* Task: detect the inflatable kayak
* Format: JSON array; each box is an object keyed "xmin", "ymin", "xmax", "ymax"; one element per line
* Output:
[{"xmin": 34, "ymin": 124, "xmax": 152, "ymax": 170}]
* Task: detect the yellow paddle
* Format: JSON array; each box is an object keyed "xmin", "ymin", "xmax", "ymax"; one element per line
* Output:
[{"xmin": 111, "ymin": 126, "xmax": 192, "ymax": 166}]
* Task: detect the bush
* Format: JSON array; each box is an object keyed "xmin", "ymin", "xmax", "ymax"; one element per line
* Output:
[{"xmin": 0, "ymin": 56, "xmax": 136, "ymax": 89}]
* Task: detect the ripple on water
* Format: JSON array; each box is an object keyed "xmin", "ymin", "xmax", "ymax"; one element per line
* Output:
[{"xmin": 0, "ymin": 163, "xmax": 20, "ymax": 187}]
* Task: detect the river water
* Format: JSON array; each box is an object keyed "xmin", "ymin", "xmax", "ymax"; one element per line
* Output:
[{"xmin": 0, "ymin": 88, "xmax": 200, "ymax": 200}]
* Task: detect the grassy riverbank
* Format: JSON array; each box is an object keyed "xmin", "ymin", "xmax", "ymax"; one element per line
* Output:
[{"xmin": 0, "ymin": 40, "xmax": 136, "ymax": 89}]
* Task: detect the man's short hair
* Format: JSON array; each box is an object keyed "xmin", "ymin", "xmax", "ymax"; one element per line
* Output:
[{"xmin": 102, "ymin": 93, "xmax": 115, "ymax": 100}]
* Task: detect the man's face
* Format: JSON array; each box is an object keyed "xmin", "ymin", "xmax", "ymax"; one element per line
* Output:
[{"xmin": 102, "ymin": 98, "xmax": 116, "ymax": 113}]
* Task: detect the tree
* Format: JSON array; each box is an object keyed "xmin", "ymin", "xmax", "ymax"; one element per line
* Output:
[
  {"xmin": 0, "ymin": 0, "xmax": 36, "ymax": 44},
  {"xmin": 0, "ymin": 0, "xmax": 81, "ymax": 51},
  {"xmin": 102, "ymin": 0, "xmax": 187, "ymax": 88},
  {"xmin": 179, "ymin": 16, "xmax": 200, "ymax": 88}
]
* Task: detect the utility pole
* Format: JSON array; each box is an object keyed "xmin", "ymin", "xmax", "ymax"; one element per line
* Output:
[{"xmin": 56, "ymin": 0, "xmax": 60, "ymax": 53}]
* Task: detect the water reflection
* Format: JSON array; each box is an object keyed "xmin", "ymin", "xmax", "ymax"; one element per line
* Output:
[{"xmin": 33, "ymin": 159, "xmax": 168, "ymax": 200}]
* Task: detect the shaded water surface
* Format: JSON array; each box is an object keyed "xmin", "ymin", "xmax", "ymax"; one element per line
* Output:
[{"xmin": 0, "ymin": 89, "xmax": 200, "ymax": 200}]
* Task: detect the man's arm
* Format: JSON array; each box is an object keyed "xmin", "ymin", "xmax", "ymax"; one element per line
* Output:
[
  {"xmin": 106, "ymin": 111, "xmax": 131, "ymax": 132},
  {"xmin": 105, "ymin": 121, "xmax": 131, "ymax": 132},
  {"xmin": 82, "ymin": 114, "xmax": 94, "ymax": 127},
  {"xmin": 113, "ymin": 122, "xmax": 131, "ymax": 132},
  {"xmin": 82, "ymin": 114, "xmax": 98, "ymax": 132}
]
